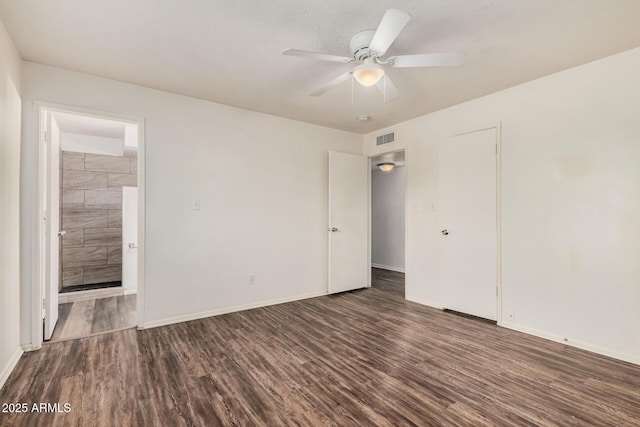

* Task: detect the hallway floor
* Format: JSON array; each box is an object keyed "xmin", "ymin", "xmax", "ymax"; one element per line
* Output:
[
  {"xmin": 50, "ymin": 294, "xmax": 137, "ymax": 342},
  {"xmin": 370, "ymin": 267, "xmax": 404, "ymax": 296}
]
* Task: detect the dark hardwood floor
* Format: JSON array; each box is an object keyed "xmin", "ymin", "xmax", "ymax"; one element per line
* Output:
[
  {"xmin": 371, "ymin": 267, "xmax": 405, "ymax": 296},
  {"xmin": 1, "ymin": 268, "xmax": 639, "ymax": 426}
]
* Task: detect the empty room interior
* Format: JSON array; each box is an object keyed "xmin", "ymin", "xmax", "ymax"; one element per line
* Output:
[{"xmin": 0, "ymin": 1, "xmax": 639, "ymax": 425}]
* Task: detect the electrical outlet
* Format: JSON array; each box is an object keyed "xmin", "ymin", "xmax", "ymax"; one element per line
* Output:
[
  {"xmin": 192, "ymin": 199, "xmax": 201, "ymax": 210},
  {"xmin": 248, "ymin": 274, "xmax": 255, "ymax": 285},
  {"xmin": 506, "ymin": 309, "xmax": 515, "ymax": 321}
]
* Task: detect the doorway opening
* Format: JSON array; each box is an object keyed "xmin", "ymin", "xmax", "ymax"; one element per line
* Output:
[
  {"xmin": 36, "ymin": 104, "xmax": 144, "ymax": 344},
  {"xmin": 370, "ymin": 150, "xmax": 406, "ymax": 297}
]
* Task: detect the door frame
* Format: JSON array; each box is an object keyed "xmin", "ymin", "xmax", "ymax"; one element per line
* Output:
[
  {"xmin": 367, "ymin": 147, "xmax": 408, "ymax": 289},
  {"xmin": 31, "ymin": 101, "xmax": 146, "ymax": 348},
  {"xmin": 327, "ymin": 151, "xmax": 369, "ymax": 294},
  {"xmin": 40, "ymin": 109, "xmax": 60, "ymax": 340},
  {"xmin": 438, "ymin": 122, "xmax": 502, "ymax": 324}
]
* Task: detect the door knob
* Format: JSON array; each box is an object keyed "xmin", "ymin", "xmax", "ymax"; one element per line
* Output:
[
  {"xmin": 441, "ymin": 229, "xmax": 449, "ymax": 235},
  {"xmin": 58, "ymin": 231, "xmax": 67, "ymax": 237},
  {"xmin": 328, "ymin": 227, "xmax": 339, "ymax": 232}
]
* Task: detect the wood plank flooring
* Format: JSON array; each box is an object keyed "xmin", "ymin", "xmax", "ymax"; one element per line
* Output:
[
  {"xmin": 2, "ymin": 269, "xmax": 639, "ymax": 426},
  {"xmin": 50, "ymin": 295, "xmax": 136, "ymax": 342}
]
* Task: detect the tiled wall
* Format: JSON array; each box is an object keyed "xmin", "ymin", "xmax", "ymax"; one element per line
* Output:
[{"xmin": 60, "ymin": 151, "xmax": 137, "ymax": 288}]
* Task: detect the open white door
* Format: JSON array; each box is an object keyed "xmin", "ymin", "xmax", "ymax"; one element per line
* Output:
[
  {"xmin": 439, "ymin": 127, "xmax": 497, "ymax": 320},
  {"xmin": 122, "ymin": 186, "xmax": 138, "ymax": 293},
  {"xmin": 43, "ymin": 112, "xmax": 60, "ymax": 340},
  {"xmin": 328, "ymin": 151, "xmax": 368, "ymax": 293}
]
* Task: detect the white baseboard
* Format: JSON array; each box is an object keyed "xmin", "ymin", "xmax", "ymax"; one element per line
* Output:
[
  {"xmin": 58, "ymin": 286, "xmax": 124, "ymax": 303},
  {"xmin": 123, "ymin": 288, "xmax": 137, "ymax": 296},
  {"xmin": 0, "ymin": 347, "xmax": 24, "ymax": 390},
  {"xmin": 405, "ymin": 295, "xmax": 443, "ymax": 310},
  {"xmin": 500, "ymin": 320, "xmax": 640, "ymax": 366},
  {"xmin": 21, "ymin": 344, "xmax": 41, "ymax": 352},
  {"xmin": 142, "ymin": 290, "xmax": 328, "ymax": 330},
  {"xmin": 400, "ymin": 298, "xmax": 638, "ymax": 365},
  {"xmin": 405, "ymin": 300, "xmax": 639, "ymax": 365},
  {"xmin": 371, "ymin": 263, "xmax": 405, "ymax": 273}
]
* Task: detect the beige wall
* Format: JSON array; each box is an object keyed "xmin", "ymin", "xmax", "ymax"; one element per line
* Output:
[
  {"xmin": 364, "ymin": 48, "xmax": 640, "ymax": 364},
  {"xmin": 20, "ymin": 62, "xmax": 363, "ymax": 341},
  {"xmin": 0, "ymin": 19, "xmax": 22, "ymax": 388}
]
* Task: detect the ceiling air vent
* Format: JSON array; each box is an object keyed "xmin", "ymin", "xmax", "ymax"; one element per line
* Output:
[{"xmin": 376, "ymin": 132, "xmax": 395, "ymax": 146}]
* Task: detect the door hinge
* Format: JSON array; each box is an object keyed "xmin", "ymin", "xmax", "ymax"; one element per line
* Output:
[
  {"xmin": 495, "ymin": 144, "xmax": 497, "ymax": 154},
  {"xmin": 44, "ymin": 130, "xmax": 49, "ymax": 143},
  {"xmin": 496, "ymin": 287, "xmax": 498, "ymax": 296}
]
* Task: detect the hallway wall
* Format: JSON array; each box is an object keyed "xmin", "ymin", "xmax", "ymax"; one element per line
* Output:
[{"xmin": 371, "ymin": 166, "xmax": 405, "ymax": 272}]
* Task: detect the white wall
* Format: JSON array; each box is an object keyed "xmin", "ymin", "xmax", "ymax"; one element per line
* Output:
[
  {"xmin": 363, "ymin": 47, "xmax": 640, "ymax": 364},
  {"xmin": 371, "ymin": 166, "xmax": 405, "ymax": 272},
  {"xmin": 20, "ymin": 62, "xmax": 362, "ymax": 340},
  {"xmin": 60, "ymin": 132, "xmax": 124, "ymax": 156},
  {"xmin": 0, "ymin": 19, "xmax": 23, "ymax": 388}
]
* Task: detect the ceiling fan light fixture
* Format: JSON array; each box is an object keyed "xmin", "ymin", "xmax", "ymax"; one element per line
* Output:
[
  {"xmin": 378, "ymin": 162, "xmax": 395, "ymax": 172},
  {"xmin": 353, "ymin": 61, "xmax": 385, "ymax": 86},
  {"xmin": 285, "ymin": 9, "xmax": 465, "ymax": 100}
]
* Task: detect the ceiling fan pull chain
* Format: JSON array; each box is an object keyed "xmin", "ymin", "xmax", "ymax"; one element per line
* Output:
[
  {"xmin": 351, "ymin": 75, "xmax": 354, "ymax": 104},
  {"xmin": 384, "ymin": 76, "xmax": 387, "ymax": 103}
]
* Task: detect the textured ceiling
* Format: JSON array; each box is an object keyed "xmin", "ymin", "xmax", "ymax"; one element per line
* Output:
[{"xmin": 2, "ymin": 0, "xmax": 639, "ymax": 133}]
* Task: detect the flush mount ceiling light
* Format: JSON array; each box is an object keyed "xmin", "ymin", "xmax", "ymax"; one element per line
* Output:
[
  {"xmin": 353, "ymin": 59, "xmax": 385, "ymax": 86},
  {"xmin": 378, "ymin": 162, "xmax": 395, "ymax": 172}
]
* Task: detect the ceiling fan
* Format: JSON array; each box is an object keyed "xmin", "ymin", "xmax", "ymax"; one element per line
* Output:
[{"xmin": 282, "ymin": 9, "xmax": 464, "ymax": 100}]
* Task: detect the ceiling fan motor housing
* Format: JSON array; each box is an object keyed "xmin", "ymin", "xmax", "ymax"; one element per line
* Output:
[{"xmin": 350, "ymin": 30, "xmax": 377, "ymax": 62}]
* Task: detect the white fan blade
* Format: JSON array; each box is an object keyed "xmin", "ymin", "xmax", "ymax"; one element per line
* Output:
[
  {"xmin": 376, "ymin": 75, "xmax": 399, "ymax": 101},
  {"xmin": 369, "ymin": 9, "xmax": 411, "ymax": 56},
  {"xmin": 310, "ymin": 72, "xmax": 353, "ymax": 96},
  {"xmin": 282, "ymin": 49, "xmax": 353, "ymax": 63},
  {"xmin": 390, "ymin": 52, "xmax": 465, "ymax": 68}
]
